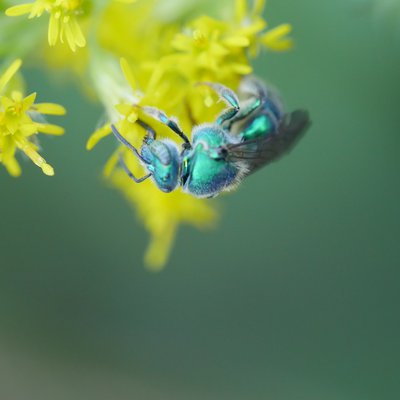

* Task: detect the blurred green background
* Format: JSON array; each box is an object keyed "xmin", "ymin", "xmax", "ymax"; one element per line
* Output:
[{"xmin": 1, "ymin": 1, "xmax": 399, "ymax": 399}]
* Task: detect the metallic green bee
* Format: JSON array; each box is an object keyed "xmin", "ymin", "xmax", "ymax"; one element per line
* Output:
[{"xmin": 111, "ymin": 77, "xmax": 310, "ymax": 198}]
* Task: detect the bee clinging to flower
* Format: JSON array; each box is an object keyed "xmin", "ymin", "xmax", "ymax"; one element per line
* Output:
[{"xmin": 111, "ymin": 77, "xmax": 310, "ymax": 198}]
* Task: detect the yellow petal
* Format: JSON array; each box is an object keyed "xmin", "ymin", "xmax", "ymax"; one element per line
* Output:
[
  {"xmin": 0, "ymin": 59, "xmax": 22, "ymax": 92},
  {"xmin": 261, "ymin": 24, "xmax": 293, "ymax": 51},
  {"xmin": 222, "ymin": 36, "xmax": 250, "ymax": 48},
  {"xmin": 234, "ymin": 0, "xmax": 247, "ymax": 22},
  {"xmin": 19, "ymin": 123, "xmax": 38, "ymax": 137},
  {"xmin": 171, "ymin": 34, "xmax": 192, "ymax": 52},
  {"xmin": 48, "ymin": 11, "xmax": 60, "ymax": 46},
  {"xmin": 1, "ymin": 95, "xmax": 14, "ymax": 109},
  {"xmin": 209, "ymin": 42, "xmax": 229, "ymax": 57},
  {"xmin": 103, "ymin": 149, "xmax": 120, "ymax": 177},
  {"xmin": 238, "ymin": 18, "xmax": 266, "ymax": 36},
  {"xmin": 5, "ymin": 4, "xmax": 34, "ymax": 17},
  {"xmin": 231, "ymin": 63, "xmax": 253, "ymax": 74},
  {"xmin": 33, "ymin": 103, "xmax": 67, "ymax": 115},
  {"xmin": 3, "ymin": 156, "xmax": 22, "ymax": 177},
  {"xmin": 252, "ymin": 0, "xmax": 265, "ymax": 16},
  {"xmin": 22, "ymin": 92, "xmax": 37, "ymax": 111},
  {"xmin": 115, "ymin": 103, "xmax": 137, "ymax": 117},
  {"xmin": 145, "ymin": 223, "xmax": 177, "ymax": 272},
  {"xmin": 63, "ymin": 17, "xmax": 77, "ymax": 52},
  {"xmin": 265, "ymin": 38, "xmax": 293, "ymax": 51},
  {"xmin": 29, "ymin": 2, "xmax": 46, "ymax": 18},
  {"xmin": 69, "ymin": 16, "xmax": 86, "ymax": 48},
  {"xmin": 120, "ymin": 58, "xmax": 138, "ymax": 91},
  {"xmin": 86, "ymin": 123, "xmax": 112, "ymax": 150},
  {"xmin": 1, "ymin": 137, "xmax": 21, "ymax": 176},
  {"xmin": 147, "ymin": 63, "xmax": 168, "ymax": 93},
  {"xmin": 35, "ymin": 123, "xmax": 65, "ymax": 135}
]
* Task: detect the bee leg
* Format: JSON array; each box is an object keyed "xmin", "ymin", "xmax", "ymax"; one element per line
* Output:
[
  {"xmin": 200, "ymin": 82, "xmax": 240, "ymax": 108},
  {"xmin": 136, "ymin": 119, "xmax": 156, "ymax": 141},
  {"xmin": 142, "ymin": 106, "xmax": 191, "ymax": 148},
  {"xmin": 111, "ymin": 124, "xmax": 146, "ymax": 162},
  {"xmin": 224, "ymin": 97, "xmax": 263, "ymax": 130},
  {"xmin": 239, "ymin": 77, "xmax": 283, "ymax": 120},
  {"xmin": 199, "ymin": 82, "xmax": 240, "ymax": 125},
  {"xmin": 118, "ymin": 153, "xmax": 151, "ymax": 183},
  {"xmin": 216, "ymin": 106, "xmax": 240, "ymax": 126}
]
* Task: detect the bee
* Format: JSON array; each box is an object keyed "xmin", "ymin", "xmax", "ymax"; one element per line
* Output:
[{"xmin": 111, "ymin": 77, "xmax": 310, "ymax": 198}]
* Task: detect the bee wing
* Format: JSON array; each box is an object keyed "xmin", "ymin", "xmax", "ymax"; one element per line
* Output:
[{"xmin": 226, "ymin": 110, "xmax": 311, "ymax": 176}]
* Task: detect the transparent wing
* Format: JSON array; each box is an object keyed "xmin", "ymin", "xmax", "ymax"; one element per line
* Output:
[{"xmin": 226, "ymin": 110, "xmax": 311, "ymax": 176}]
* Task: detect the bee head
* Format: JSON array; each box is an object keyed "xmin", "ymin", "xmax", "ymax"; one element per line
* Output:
[{"xmin": 146, "ymin": 139, "xmax": 180, "ymax": 192}]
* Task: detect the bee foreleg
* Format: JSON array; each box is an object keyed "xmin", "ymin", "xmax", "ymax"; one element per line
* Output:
[
  {"xmin": 224, "ymin": 97, "xmax": 263, "ymax": 130},
  {"xmin": 199, "ymin": 82, "xmax": 240, "ymax": 125},
  {"xmin": 111, "ymin": 124, "xmax": 146, "ymax": 163},
  {"xmin": 142, "ymin": 106, "xmax": 191, "ymax": 148},
  {"xmin": 136, "ymin": 119, "xmax": 156, "ymax": 141},
  {"xmin": 118, "ymin": 153, "xmax": 151, "ymax": 184},
  {"xmin": 200, "ymin": 82, "xmax": 240, "ymax": 108}
]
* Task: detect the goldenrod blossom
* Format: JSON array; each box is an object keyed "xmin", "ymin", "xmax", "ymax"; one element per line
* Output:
[
  {"xmin": 0, "ymin": 59, "xmax": 66, "ymax": 176},
  {"xmin": 4, "ymin": 0, "xmax": 136, "ymax": 52},
  {"xmin": 1, "ymin": 0, "xmax": 295, "ymax": 268},
  {"xmin": 6, "ymin": 0, "xmax": 86, "ymax": 51},
  {"xmin": 86, "ymin": 0, "xmax": 293, "ymax": 269}
]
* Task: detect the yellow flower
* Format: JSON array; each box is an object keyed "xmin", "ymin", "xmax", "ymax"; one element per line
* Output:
[
  {"xmin": 169, "ymin": 0, "xmax": 292, "ymax": 82},
  {"xmin": 87, "ymin": 56, "xmax": 218, "ymax": 271},
  {"xmin": 233, "ymin": 0, "xmax": 293, "ymax": 54},
  {"xmin": 6, "ymin": 0, "xmax": 87, "ymax": 51},
  {"xmin": 85, "ymin": 0, "xmax": 294, "ymax": 269},
  {"xmin": 0, "ymin": 59, "xmax": 66, "ymax": 176},
  {"xmin": 5, "ymin": 0, "xmax": 139, "ymax": 52},
  {"xmin": 111, "ymin": 167, "xmax": 217, "ymax": 269},
  {"xmin": 0, "ymin": 0, "xmax": 295, "ymax": 268},
  {"xmin": 260, "ymin": 23, "xmax": 293, "ymax": 52}
]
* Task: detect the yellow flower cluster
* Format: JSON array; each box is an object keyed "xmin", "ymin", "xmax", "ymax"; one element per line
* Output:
[
  {"xmin": 5, "ymin": 0, "xmax": 137, "ymax": 52},
  {"xmin": 85, "ymin": 0, "xmax": 293, "ymax": 269},
  {"xmin": 0, "ymin": 59, "xmax": 65, "ymax": 176},
  {"xmin": 2, "ymin": 0, "xmax": 293, "ymax": 269}
]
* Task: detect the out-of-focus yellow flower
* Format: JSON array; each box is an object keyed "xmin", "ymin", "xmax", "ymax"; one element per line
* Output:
[
  {"xmin": 0, "ymin": 0, "xmax": 294, "ymax": 268},
  {"xmin": 5, "ymin": 0, "xmax": 136, "ymax": 51},
  {"xmin": 6, "ymin": 0, "xmax": 86, "ymax": 51},
  {"xmin": 0, "ymin": 59, "xmax": 66, "ymax": 176},
  {"xmin": 260, "ymin": 23, "xmax": 293, "ymax": 51},
  {"xmin": 90, "ymin": 112, "xmax": 217, "ymax": 270},
  {"xmin": 87, "ymin": 56, "xmax": 218, "ymax": 271},
  {"xmin": 234, "ymin": 0, "xmax": 293, "ymax": 54},
  {"xmin": 111, "ymin": 167, "xmax": 217, "ymax": 269},
  {"xmin": 86, "ymin": 0, "xmax": 293, "ymax": 269},
  {"xmin": 169, "ymin": 0, "xmax": 292, "ymax": 81}
]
